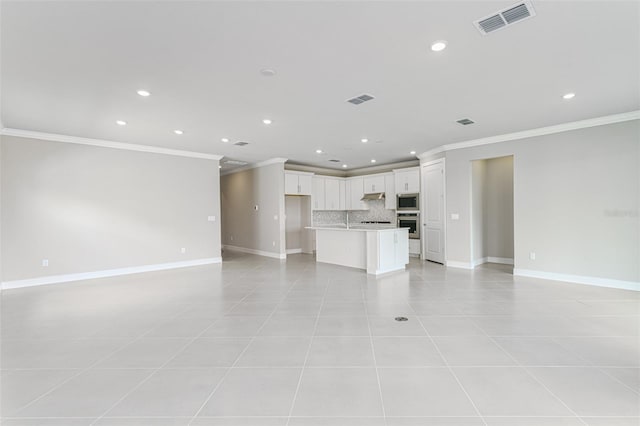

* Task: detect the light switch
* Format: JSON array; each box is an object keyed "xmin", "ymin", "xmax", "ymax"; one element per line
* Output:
[
  {"xmin": 207, "ymin": 216, "xmax": 216, "ymax": 222},
  {"xmin": 274, "ymin": 215, "xmax": 278, "ymax": 220},
  {"xmin": 451, "ymin": 213, "xmax": 460, "ymax": 220}
]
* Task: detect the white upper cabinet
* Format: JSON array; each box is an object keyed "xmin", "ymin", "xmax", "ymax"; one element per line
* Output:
[
  {"xmin": 394, "ymin": 168, "xmax": 420, "ymax": 194},
  {"xmin": 324, "ymin": 178, "xmax": 341, "ymax": 210},
  {"xmin": 285, "ymin": 171, "xmax": 313, "ymax": 195},
  {"xmin": 384, "ymin": 173, "xmax": 396, "ymax": 210},
  {"xmin": 363, "ymin": 174, "xmax": 385, "ymax": 194},
  {"xmin": 339, "ymin": 180, "xmax": 346, "ymax": 210},
  {"xmin": 312, "ymin": 177, "xmax": 326, "ymax": 210},
  {"xmin": 347, "ymin": 177, "xmax": 368, "ymax": 210}
]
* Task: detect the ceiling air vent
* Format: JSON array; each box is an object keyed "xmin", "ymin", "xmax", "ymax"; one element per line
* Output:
[
  {"xmin": 456, "ymin": 118, "xmax": 475, "ymax": 125},
  {"xmin": 233, "ymin": 141, "xmax": 249, "ymax": 146},
  {"xmin": 347, "ymin": 94, "xmax": 375, "ymax": 105},
  {"xmin": 329, "ymin": 159, "xmax": 340, "ymax": 163},
  {"xmin": 474, "ymin": 0, "xmax": 536, "ymax": 35}
]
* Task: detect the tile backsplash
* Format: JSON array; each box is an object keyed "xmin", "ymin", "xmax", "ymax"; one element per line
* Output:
[{"xmin": 313, "ymin": 200, "xmax": 396, "ymax": 225}]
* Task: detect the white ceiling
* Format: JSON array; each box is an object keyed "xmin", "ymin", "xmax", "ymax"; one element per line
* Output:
[{"xmin": 2, "ymin": 1, "xmax": 639, "ymax": 170}]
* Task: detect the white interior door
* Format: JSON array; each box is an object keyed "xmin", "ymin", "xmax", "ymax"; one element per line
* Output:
[{"xmin": 422, "ymin": 160, "xmax": 445, "ymax": 264}]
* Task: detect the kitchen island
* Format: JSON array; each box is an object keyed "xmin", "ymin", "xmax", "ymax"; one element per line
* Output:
[{"xmin": 308, "ymin": 226, "xmax": 409, "ymax": 275}]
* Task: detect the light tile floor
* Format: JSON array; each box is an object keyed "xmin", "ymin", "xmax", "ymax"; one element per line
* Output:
[{"xmin": 1, "ymin": 252, "xmax": 639, "ymax": 426}]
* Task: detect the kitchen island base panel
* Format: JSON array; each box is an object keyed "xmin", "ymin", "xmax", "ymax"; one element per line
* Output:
[
  {"xmin": 315, "ymin": 229, "xmax": 367, "ymax": 270},
  {"xmin": 312, "ymin": 227, "xmax": 409, "ymax": 275}
]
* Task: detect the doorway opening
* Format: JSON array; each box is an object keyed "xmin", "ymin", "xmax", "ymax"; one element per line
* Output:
[
  {"xmin": 471, "ymin": 155, "xmax": 514, "ymax": 271},
  {"xmin": 285, "ymin": 195, "xmax": 313, "ymax": 255}
]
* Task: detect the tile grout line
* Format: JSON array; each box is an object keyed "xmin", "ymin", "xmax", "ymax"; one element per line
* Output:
[
  {"xmin": 414, "ymin": 315, "xmax": 489, "ymax": 426},
  {"xmin": 11, "ymin": 300, "xmax": 200, "ymax": 418},
  {"xmin": 363, "ymin": 284, "xmax": 389, "ymax": 426},
  {"xmin": 284, "ymin": 274, "xmax": 330, "ymax": 426},
  {"xmin": 188, "ymin": 264, "xmax": 311, "ymax": 424},
  {"xmin": 92, "ymin": 261, "xmax": 266, "ymax": 425},
  {"xmin": 478, "ymin": 321, "xmax": 589, "ymax": 426}
]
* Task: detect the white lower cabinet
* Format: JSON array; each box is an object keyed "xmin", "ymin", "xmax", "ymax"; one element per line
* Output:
[
  {"xmin": 366, "ymin": 228, "xmax": 409, "ymax": 275},
  {"xmin": 409, "ymin": 238, "xmax": 421, "ymax": 256}
]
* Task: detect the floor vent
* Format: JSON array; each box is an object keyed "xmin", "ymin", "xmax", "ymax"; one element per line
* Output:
[
  {"xmin": 474, "ymin": 0, "xmax": 536, "ymax": 35},
  {"xmin": 347, "ymin": 94, "xmax": 375, "ymax": 105}
]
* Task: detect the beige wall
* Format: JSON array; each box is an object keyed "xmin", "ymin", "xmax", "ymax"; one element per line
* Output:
[
  {"xmin": 443, "ymin": 120, "xmax": 639, "ymax": 283},
  {"xmin": 1, "ymin": 135, "xmax": 222, "ymax": 283},
  {"xmin": 220, "ymin": 162, "xmax": 286, "ymax": 258}
]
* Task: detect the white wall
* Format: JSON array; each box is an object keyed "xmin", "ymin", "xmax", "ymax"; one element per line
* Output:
[
  {"xmin": 443, "ymin": 120, "xmax": 639, "ymax": 284},
  {"xmin": 1, "ymin": 135, "xmax": 222, "ymax": 284},
  {"xmin": 471, "ymin": 160, "xmax": 486, "ymax": 263},
  {"xmin": 220, "ymin": 162, "xmax": 286, "ymax": 258}
]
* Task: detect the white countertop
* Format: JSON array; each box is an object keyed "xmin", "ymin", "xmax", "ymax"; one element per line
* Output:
[{"xmin": 307, "ymin": 225, "xmax": 407, "ymax": 232}]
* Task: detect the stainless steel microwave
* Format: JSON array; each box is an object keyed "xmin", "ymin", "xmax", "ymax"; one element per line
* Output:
[{"xmin": 397, "ymin": 193, "xmax": 419, "ymax": 211}]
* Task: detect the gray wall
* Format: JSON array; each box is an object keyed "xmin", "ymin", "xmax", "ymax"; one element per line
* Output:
[
  {"xmin": 444, "ymin": 120, "xmax": 639, "ymax": 282},
  {"xmin": 220, "ymin": 163, "xmax": 286, "ymax": 257},
  {"xmin": 1, "ymin": 135, "xmax": 222, "ymax": 282},
  {"xmin": 484, "ymin": 156, "xmax": 514, "ymax": 260},
  {"xmin": 285, "ymin": 196, "xmax": 302, "ymax": 250}
]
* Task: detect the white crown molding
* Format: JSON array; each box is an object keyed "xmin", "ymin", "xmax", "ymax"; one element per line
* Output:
[
  {"xmin": 223, "ymin": 244, "xmax": 286, "ymax": 260},
  {"xmin": 514, "ymin": 268, "xmax": 639, "ymax": 292},
  {"xmin": 221, "ymin": 157, "xmax": 288, "ymax": 176},
  {"xmin": 418, "ymin": 110, "xmax": 640, "ymax": 161},
  {"xmin": 1, "ymin": 128, "xmax": 224, "ymax": 161},
  {"xmin": 1, "ymin": 257, "xmax": 222, "ymax": 290}
]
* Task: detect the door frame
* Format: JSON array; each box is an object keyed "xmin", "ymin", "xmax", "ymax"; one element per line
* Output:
[{"xmin": 420, "ymin": 158, "xmax": 446, "ymax": 263}]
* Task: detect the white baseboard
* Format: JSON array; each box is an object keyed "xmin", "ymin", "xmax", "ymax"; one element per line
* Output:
[
  {"xmin": 1, "ymin": 257, "xmax": 222, "ymax": 290},
  {"xmin": 286, "ymin": 248, "xmax": 303, "ymax": 254},
  {"xmin": 487, "ymin": 257, "xmax": 514, "ymax": 265},
  {"xmin": 223, "ymin": 244, "xmax": 286, "ymax": 260},
  {"xmin": 473, "ymin": 257, "xmax": 514, "ymax": 266},
  {"xmin": 513, "ymin": 268, "xmax": 640, "ymax": 292},
  {"xmin": 369, "ymin": 265, "xmax": 407, "ymax": 276},
  {"xmin": 446, "ymin": 260, "xmax": 474, "ymax": 269}
]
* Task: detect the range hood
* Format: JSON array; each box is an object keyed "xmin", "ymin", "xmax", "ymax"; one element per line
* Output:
[{"xmin": 361, "ymin": 192, "xmax": 385, "ymax": 201}]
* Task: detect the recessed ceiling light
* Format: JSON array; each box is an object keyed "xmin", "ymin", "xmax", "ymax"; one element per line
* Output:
[
  {"xmin": 563, "ymin": 92, "xmax": 576, "ymax": 100},
  {"xmin": 371, "ymin": 159, "xmax": 376, "ymax": 163},
  {"xmin": 262, "ymin": 119, "xmax": 272, "ymax": 125},
  {"xmin": 316, "ymin": 149, "xmax": 323, "ymax": 154},
  {"xmin": 221, "ymin": 138, "xmax": 229, "ymax": 143},
  {"xmin": 431, "ymin": 40, "xmax": 447, "ymax": 52},
  {"xmin": 137, "ymin": 90, "xmax": 151, "ymax": 97},
  {"xmin": 342, "ymin": 164, "xmax": 348, "ymax": 168},
  {"xmin": 260, "ymin": 68, "xmax": 277, "ymax": 77},
  {"xmin": 174, "ymin": 130, "xmax": 184, "ymax": 135},
  {"xmin": 361, "ymin": 138, "xmax": 368, "ymax": 143},
  {"xmin": 410, "ymin": 151, "xmax": 416, "ymax": 155},
  {"xmin": 116, "ymin": 120, "xmax": 127, "ymax": 126}
]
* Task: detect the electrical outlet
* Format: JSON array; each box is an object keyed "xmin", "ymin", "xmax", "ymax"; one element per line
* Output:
[
  {"xmin": 230, "ymin": 236, "xmax": 234, "ymax": 241},
  {"xmin": 529, "ymin": 252, "xmax": 536, "ymax": 260},
  {"xmin": 207, "ymin": 216, "xmax": 216, "ymax": 222},
  {"xmin": 274, "ymin": 215, "xmax": 278, "ymax": 220},
  {"xmin": 181, "ymin": 248, "xmax": 186, "ymax": 254},
  {"xmin": 272, "ymin": 241, "xmax": 276, "ymax": 247},
  {"xmin": 42, "ymin": 259, "xmax": 48, "ymax": 267}
]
